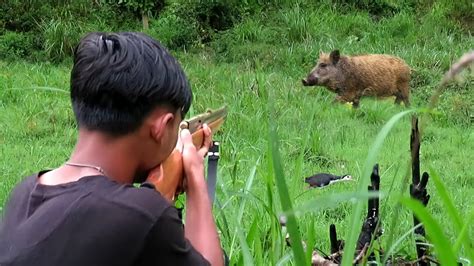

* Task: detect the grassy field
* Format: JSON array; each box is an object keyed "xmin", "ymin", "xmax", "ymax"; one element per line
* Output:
[{"xmin": 1, "ymin": 2, "xmax": 473, "ymax": 265}]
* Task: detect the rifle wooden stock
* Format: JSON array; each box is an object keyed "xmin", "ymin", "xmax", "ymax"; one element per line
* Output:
[{"xmin": 147, "ymin": 106, "xmax": 227, "ymax": 202}]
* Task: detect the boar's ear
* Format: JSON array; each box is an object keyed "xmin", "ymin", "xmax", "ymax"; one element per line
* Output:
[{"xmin": 330, "ymin": 50, "xmax": 340, "ymax": 65}]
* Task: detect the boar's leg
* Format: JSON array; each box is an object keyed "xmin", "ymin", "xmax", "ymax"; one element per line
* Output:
[
  {"xmin": 396, "ymin": 79, "xmax": 410, "ymax": 107},
  {"xmin": 352, "ymin": 91, "xmax": 363, "ymax": 108},
  {"xmin": 394, "ymin": 92, "xmax": 410, "ymax": 107},
  {"xmin": 333, "ymin": 95, "xmax": 346, "ymax": 104},
  {"xmin": 394, "ymin": 94, "xmax": 403, "ymax": 105},
  {"xmin": 344, "ymin": 91, "xmax": 361, "ymax": 108},
  {"xmin": 352, "ymin": 99, "xmax": 360, "ymax": 108},
  {"xmin": 403, "ymin": 98, "xmax": 410, "ymax": 107},
  {"xmin": 333, "ymin": 93, "xmax": 360, "ymax": 108}
]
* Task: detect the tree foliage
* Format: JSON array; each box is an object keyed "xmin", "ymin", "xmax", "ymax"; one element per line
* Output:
[
  {"xmin": 0, "ymin": 0, "xmax": 472, "ymax": 62},
  {"xmin": 106, "ymin": 0, "xmax": 165, "ymax": 30}
]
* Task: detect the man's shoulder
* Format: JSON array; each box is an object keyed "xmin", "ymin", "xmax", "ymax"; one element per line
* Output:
[
  {"xmin": 5, "ymin": 173, "xmax": 38, "ymax": 203},
  {"xmin": 15, "ymin": 173, "xmax": 38, "ymax": 189},
  {"xmin": 88, "ymin": 176, "xmax": 172, "ymax": 221}
]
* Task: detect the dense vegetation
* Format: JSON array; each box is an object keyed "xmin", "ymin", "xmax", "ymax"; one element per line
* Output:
[
  {"xmin": 1, "ymin": 1, "xmax": 472, "ymax": 60},
  {"xmin": 1, "ymin": 0, "xmax": 473, "ymax": 265}
]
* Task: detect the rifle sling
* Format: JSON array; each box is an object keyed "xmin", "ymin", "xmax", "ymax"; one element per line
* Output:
[{"xmin": 207, "ymin": 141, "xmax": 220, "ymax": 206}]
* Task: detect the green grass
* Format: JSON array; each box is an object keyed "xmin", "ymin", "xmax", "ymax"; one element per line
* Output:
[{"xmin": 1, "ymin": 2, "xmax": 473, "ymax": 265}]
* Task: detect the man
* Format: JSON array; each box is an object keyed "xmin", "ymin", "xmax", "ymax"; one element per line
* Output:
[{"xmin": 0, "ymin": 32, "xmax": 223, "ymax": 265}]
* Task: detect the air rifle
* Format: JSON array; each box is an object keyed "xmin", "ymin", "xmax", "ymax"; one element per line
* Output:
[{"xmin": 146, "ymin": 106, "xmax": 228, "ymax": 202}]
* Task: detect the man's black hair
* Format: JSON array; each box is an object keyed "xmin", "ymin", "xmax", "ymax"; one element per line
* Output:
[{"xmin": 70, "ymin": 32, "xmax": 192, "ymax": 136}]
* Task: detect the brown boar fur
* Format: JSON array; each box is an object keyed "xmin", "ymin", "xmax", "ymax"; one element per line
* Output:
[{"xmin": 302, "ymin": 50, "xmax": 411, "ymax": 107}]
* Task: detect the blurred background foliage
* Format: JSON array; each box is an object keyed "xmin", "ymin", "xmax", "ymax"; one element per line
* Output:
[{"xmin": 1, "ymin": 0, "xmax": 472, "ymax": 62}]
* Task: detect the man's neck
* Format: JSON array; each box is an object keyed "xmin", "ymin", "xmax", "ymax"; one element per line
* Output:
[
  {"xmin": 69, "ymin": 130, "xmax": 139, "ymax": 184},
  {"xmin": 38, "ymin": 130, "xmax": 142, "ymax": 186}
]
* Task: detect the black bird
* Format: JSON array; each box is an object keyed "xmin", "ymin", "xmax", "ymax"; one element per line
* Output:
[{"xmin": 304, "ymin": 173, "xmax": 353, "ymax": 188}]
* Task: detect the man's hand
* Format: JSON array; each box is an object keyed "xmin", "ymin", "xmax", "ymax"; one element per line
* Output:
[
  {"xmin": 177, "ymin": 123, "xmax": 212, "ymax": 192},
  {"xmin": 178, "ymin": 124, "xmax": 223, "ymax": 265}
]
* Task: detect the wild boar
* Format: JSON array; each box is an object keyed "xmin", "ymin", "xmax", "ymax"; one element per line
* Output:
[{"xmin": 302, "ymin": 50, "xmax": 411, "ymax": 107}]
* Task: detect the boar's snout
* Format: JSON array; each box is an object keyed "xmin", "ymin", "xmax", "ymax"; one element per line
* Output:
[{"xmin": 302, "ymin": 76, "xmax": 318, "ymax": 86}]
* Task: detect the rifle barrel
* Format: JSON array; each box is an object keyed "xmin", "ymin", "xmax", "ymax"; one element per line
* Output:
[{"xmin": 180, "ymin": 106, "xmax": 228, "ymax": 133}]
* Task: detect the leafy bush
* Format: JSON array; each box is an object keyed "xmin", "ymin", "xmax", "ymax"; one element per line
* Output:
[
  {"xmin": 333, "ymin": 0, "xmax": 400, "ymax": 19},
  {"xmin": 398, "ymin": 0, "xmax": 472, "ymax": 33},
  {"xmin": 145, "ymin": 0, "xmax": 247, "ymax": 49},
  {"xmin": 101, "ymin": 0, "xmax": 165, "ymax": 29},
  {"xmin": 0, "ymin": 0, "xmax": 141, "ymax": 61},
  {"xmin": 0, "ymin": 1, "xmax": 53, "ymax": 32},
  {"xmin": 445, "ymin": 1, "xmax": 473, "ymax": 32},
  {"xmin": 0, "ymin": 32, "xmax": 30, "ymax": 60},
  {"xmin": 0, "ymin": 31, "xmax": 43, "ymax": 61},
  {"xmin": 192, "ymin": 0, "xmax": 240, "ymax": 31},
  {"xmin": 105, "ymin": 0, "xmax": 165, "ymax": 17},
  {"xmin": 0, "ymin": 0, "xmax": 471, "ymax": 62},
  {"xmin": 147, "ymin": 14, "xmax": 199, "ymax": 49}
]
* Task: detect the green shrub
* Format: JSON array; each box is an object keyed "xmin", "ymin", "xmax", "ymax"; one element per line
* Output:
[
  {"xmin": 0, "ymin": 31, "xmax": 43, "ymax": 61},
  {"xmin": 40, "ymin": 18, "xmax": 83, "ymax": 62},
  {"xmin": 227, "ymin": 18, "xmax": 268, "ymax": 43},
  {"xmin": 157, "ymin": 0, "xmax": 259, "ymax": 43},
  {"xmin": 101, "ymin": 0, "xmax": 165, "ymax": 29},
  {"xmin": 382, "ymin": 11, "xmax": 416, "ymax": 40},
  {"xmin": 147, "ymin": 14, "xmax": 199, "ymax": 49},
  {"xmin": 0, "ymin": 0, "xmax": 100, "ymax": 33},
  {"xmin": 446, "ymin": 1, "xmax": 473, "ymax": 32},
  {"xmin": 192, "ymin": 0, "xmax": 240, "ymax": 31},
  {"xmin": 333, "ymin": 0, "xmax": 400, "ymax": 19},
  {"xmin": 0, "ymin": 1, "xmax": 53, "ymax": 32},
  {"xmin": 448, "ymin": 94, "xmax": 473, "ymax": 126},
  {"xmin": 0, "ymin": 0, "xmax": 142, "ymax": 62},
  {"xmin": 144, "ymin": 0, "xmax": 247, "ymax": 49}
]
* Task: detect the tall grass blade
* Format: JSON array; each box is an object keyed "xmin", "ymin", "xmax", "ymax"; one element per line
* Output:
[
  {"xmin": 400, "ymin": 197, "xmax": 458, "ymax": 265},
  {"xmin": 384, "ymin": 223, "xmax": 423, "ymax": 262},
  {"xmin": 382, "ymin": 162, "xmax": 410, "ymax": 263},
  {"xmin": 266, "ymin": 61, "xmax": 306, "ymax": 265},
  {"xmin": 234, "ymin": 215, "xmax": 254, "ymax": 265},
  {"xmin": 7, "ymin": 86, "xmax": 68, "ymax": 94},
  {"xmin": 342, "ymin": 109, "xmax": 415, "ymax": 265},
  {"xmin": 453, "ymin": 208, "xmax": 474, "ymax": 261},
  {"xmin": 237, "ymin": 159, "xmax": 259, "ymax": 223},
  {"xmin": 305, "ymin": 218, "xmax": 316, "ymax": 263},
  {"xmin": 230, "ymin": 160, "xmax": 258, "ymax": 265},
  {"xmin": 246, "ymin": 215, "xmax": 264, "ymax": 264},
  {"xmin": 269, "ymin": 122, "xmax": 306, "ymax": 265},
  {"xmin": 229, "ymin": 160, "xmax": 259, "ymax": 265},
  {"xmin": 265, "ymin": 131, "xmax": 280, "ymax": 264},
  {"xmin": 428, "ymin": 167, "xmax": 463, "ymax": 231},
  {"xmin": 428, "ymin": 167, "xmax": 474, "ymax": 261},
  {"xmin": 214, "ymin": 185, "xmax": 233, "ymax": 245},
  {"xmin": 276, "ymin": 252, "xmax": 293, "ymax": 266}
]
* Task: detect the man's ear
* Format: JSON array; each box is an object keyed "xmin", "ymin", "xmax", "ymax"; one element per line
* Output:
[{"xmin": 150, "ymin": 113, "xmax": 175, "ymax": 141}]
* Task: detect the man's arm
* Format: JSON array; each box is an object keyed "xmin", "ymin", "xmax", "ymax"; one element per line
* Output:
[
  {"xmin": 137, "ymin": 207, "xmax": 211, "ymax": 266},
  {"xmin": 180, "ymin": 125, "xmax": 224, "ymax": 266}
]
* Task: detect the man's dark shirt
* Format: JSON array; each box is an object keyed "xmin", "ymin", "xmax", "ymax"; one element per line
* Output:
[{"xmin": 0, "ymin": 172, "xmax": 210, "ymax": 266}]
